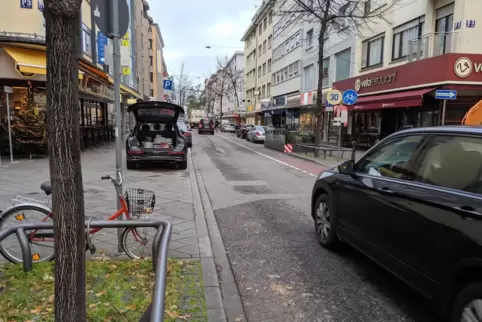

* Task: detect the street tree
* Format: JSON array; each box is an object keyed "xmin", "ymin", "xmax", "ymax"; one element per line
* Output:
[
  {"xmin": 174, "ymin": 62, "xmax": 193, "ymax": 107},
  {"xmin": 217, "ymin": 56, "xmax": 243, "ymax": 112},
  {"xmin": 272, "ymin": 0, "xmax": 399, "ymax": 156},
  {"xmin": 44, "ymin": 0, "xmax": 86, "ymax": 321}
]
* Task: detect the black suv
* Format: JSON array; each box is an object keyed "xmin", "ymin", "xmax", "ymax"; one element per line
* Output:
[{"xmin": 311, "ymin": 126, "xmax": 482, "ymax": 321}]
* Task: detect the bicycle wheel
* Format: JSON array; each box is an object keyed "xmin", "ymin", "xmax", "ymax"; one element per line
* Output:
[
  {"xmin": 121, "ymin": 226, "xmax": 158, "ymax": 260},
  {"xmin": 0, "ymin": 204, "xmax": 55, "ymax": 263}
]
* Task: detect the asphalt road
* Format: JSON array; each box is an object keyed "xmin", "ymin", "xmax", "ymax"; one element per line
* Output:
[{"xmin": 192, "ymin": 131, "xmax": 438, "ymax": 322}]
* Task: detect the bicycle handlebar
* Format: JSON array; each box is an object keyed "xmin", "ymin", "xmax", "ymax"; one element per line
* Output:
[{"xmin": 100, "ymin": 170, "xmax": 123, "ymax": 187}]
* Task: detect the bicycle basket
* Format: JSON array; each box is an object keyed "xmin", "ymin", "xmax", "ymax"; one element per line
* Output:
[{"xmin": 124, "ymin": 188, "xmax": 156, "ymax": 216}]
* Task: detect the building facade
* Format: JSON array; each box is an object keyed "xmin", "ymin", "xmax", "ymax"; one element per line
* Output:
[
  {"xmin": 0, "ymin": 0, "xmax": 166, "ymax": 155},
  {"xmin": 222, "ymin": 51, "xmax": 245, "ymax": 122},
  {"xmin": 150, "ymin": 23, "xmax": 166, "ymax": 101},
  {"xmin": 332, "ymin": 0, "xmax": 482, "ymax": 146},
  {"xmin": 241, "ymin": 0, "xmax": 274, "ymax": 125}
]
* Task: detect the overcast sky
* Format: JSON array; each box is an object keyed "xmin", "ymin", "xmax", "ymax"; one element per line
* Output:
[{"xmin": 149, "ymin": 0, "xmax": 260, "ymax": 85}]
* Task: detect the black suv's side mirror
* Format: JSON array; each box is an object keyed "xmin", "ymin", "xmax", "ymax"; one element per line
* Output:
[{"xmin": 338, "ymin": 160, "xmax": 355, "ymax": 176}]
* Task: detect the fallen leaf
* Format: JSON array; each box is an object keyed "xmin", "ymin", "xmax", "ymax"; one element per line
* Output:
[
  {"xmin": 30, "ymin": 306, "xmax": 43, "ymax": 314},
  {"xmin": 95, "ymin": 290, "xmax": 107, "ymax": 297},
  {"xmin": 48, "ymin": 295, "xmax": 54, "ymax": 303},
  {"xmin": 167, "ymin": 311, "xmax": 191, "ymax": 320},
  {"xmin": 89, "ymin": 303, "xmax": 97, "ymax": 308},
  {"xmin": 109, "ymin": 264, "xmax": 117, "ymax": 270},
  {"xmin": 130, "ymin": 286, "xmax": 137, "ymax": 290},
  {"xmin": 103, "ymin": 302, "xmax": 111, "ymax": 307}
]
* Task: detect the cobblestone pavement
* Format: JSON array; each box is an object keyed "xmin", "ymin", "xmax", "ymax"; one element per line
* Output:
[{"xmin": 0, "ymin": 144, "xmax": 200, "ymax": 261}]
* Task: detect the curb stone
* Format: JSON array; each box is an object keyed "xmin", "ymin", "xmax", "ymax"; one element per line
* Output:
[{"xmin": 189, "ymin": 149, "xmax": 247, "ymax": 322}]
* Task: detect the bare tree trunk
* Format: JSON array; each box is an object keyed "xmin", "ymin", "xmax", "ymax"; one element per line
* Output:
[
  {"xmin": 45, "ymin": 1, "xmax": 86, "ymax": 321},
  {"xmin": 314, "ymin": 1, "xmax": 331, "ymax": 157}
]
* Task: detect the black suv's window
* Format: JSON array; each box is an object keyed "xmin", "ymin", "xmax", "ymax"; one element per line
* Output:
[
  {"xmin": 415, "ymin": 135, "xmax": 482, "ymax": 192},
  {"xmin": 355, "ymin": 135, "xmax": 424, "ymax": 180}
]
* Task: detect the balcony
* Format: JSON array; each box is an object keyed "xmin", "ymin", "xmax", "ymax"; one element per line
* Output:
[
  {"xmin": 407, "ymin": 32, "xmax": 458, "ymax": 62},
  {"xmin": 0, "ymin": 31, "xmax": 45, "ymax": 45}
]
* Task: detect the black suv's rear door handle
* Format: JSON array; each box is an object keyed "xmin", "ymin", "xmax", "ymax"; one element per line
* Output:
[
  {"xmin": 377, "ymin": 187, "xmax": 394, "ymax": 194},
  {"xmin": 453, "ymin": 206, "xmax": 482, "ymax": 219}
]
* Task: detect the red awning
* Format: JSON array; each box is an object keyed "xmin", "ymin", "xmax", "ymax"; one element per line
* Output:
[{"xmin": 354, "ymin": 88, "xmax": 435, "ymax": 111}]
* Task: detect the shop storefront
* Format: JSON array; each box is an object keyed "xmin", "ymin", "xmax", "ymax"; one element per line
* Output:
[{"xmin": 332, "ymin": 53, "xmax": 482, "ymax": 148}]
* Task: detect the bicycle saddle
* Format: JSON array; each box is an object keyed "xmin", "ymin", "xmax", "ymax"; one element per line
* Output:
[{"xmin": 40, "ymin": 182, "xmax": 52, "ymax": 196}]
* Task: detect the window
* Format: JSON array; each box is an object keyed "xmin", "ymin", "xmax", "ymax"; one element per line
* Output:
[
  {"xmin": 263, "ymin": 40, "xmax": 267, "ymax": 53},
  {"xmin": 435, "ymin": 8, "xmax": 454, "ymax": 55},
  {"xmin": 258, "ymin": 66, "xmax": 261, "ymax": 78},
  {"xmin": 258, "ymin": 87, "xmax": 261, "ymax": 98},
  {"xmin": 149, "ymin": 72, "xmax": 153, "ymax": 82},
  {"xmin": 392, "ymin": 19, "xmax": 424, "ymax": 60},
  {"xmin": 262, "ymin": 85, "xmax": 266, "ymax": 98},
  {"xmin": 149, "ymin": 55, "xmax": 153, "ymax": 66},
  {"xmin": 267, "ymin": 83, "xmax": 271, "ymax": 96},
  {"xmin": 361, "ymin": 36, "xmax": 384, "ymax": 68},
  {"xmin": 150, "ymin": 89, "xmax": 154, "ymax": 97},
  {"xmin": 259, "ymin": 45, "xmax": 262, "ymax": 57},
  {"xmin": 263, "ymin": 63, "xmax": 266, "ymax": 75},
  {"xmin": 364, "ymin": 0, "xmax": 385, "ymax": 14},
  {"xmin": 306, "ymin": 29, "xmax": 313, "ymax": 47},
  {"xmin": 335, "ymin": 48, "xmax": 351, "ymax": 81},
  {"xmin": 303, "ymin": 64, "xmax": 315, "ymax": 91},
  {"xmin": 415, "ymin": 136, "xmax": 482, "ymax": 192},
  {"xmin": 356, "ymin": 135, "xmax": 424, "ymax": 180},
  {"xmin": 82, "ymin": 24, "xmax": 91, "ymax": 56},
  {"xmin": 148, "ymin": 39, "xmax": 153, "ymax": 49},
  {"xmin": 268, "ymin": 35, "xmax": 272, "ymax": 48},
  {"xmin": 268, "ymin": 59, "xmax": 271, "ymax": 71},
  {"xmin": 264, "ymin": 17, "xmax": 268, "ymax": 31},
  {"xmin": 273, "ymin": 30, "xmax": 301, "ymax": 61},
  {"xmin": 259, "ymin": 25, "xmax": 262, "ymax": 36},
  {"xmin": 269, "ymin": 11, "xmax": 272, "ymax": 24},
  {"xmin": 322, "ymin": 58, "xmax": 330, "ymax": 87}
]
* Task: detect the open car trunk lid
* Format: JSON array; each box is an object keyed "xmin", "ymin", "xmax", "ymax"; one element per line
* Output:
[{"xmin": 127, "ymin": 101, "xmax": 183, "ymax": 124}]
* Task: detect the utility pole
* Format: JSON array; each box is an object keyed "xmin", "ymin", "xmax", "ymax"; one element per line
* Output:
[{"xmin": 111, "ymin": 0, "xmax": 124, "ymax": 251}]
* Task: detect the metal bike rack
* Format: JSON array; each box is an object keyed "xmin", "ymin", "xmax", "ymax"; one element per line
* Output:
[{"xmin": 0, "ymin": 220, "xmax": 172, "ymax": 322}]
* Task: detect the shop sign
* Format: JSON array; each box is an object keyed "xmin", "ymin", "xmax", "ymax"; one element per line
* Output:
[
  {"xmin": 355, "ymin": 71, "xmax": 398, "ymax": 91},
  {"xmin": 454, "ymin": 57, "xmax": 482, "ymax": 78}
]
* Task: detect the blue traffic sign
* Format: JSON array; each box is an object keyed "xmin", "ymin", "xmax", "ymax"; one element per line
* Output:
[
  {"xmin": 163, "ymin": 79, "xmax": 173, "ymax": 90},
  {"xmin": 435, "ymin": 89, "xmax": 457, "ymax": 100},
  {"xmin": 342, "ymin": 89, "xmax": 358, "ymax": 105}
]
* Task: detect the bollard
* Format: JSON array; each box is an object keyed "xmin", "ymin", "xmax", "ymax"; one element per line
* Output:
[{"xmin": 351, "ymin": 141, "xmax": 356, "ymax": 161}]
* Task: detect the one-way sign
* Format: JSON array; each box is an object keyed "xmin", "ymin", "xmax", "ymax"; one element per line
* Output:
[{"xmin": 435, "ymin": 89, "xmax": 457, "ymax": 100}]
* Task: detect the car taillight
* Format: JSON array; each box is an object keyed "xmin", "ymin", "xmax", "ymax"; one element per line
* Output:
[
  {"xmin": 128, "ymin": 147, "xmax": 144, "ymax": 155},
  {"xmin": 256, "ymin": 132, "xmax": 261, "ymax": 136},
  {"xmin": 210, "ymin": 124, "xmax": 214, "ymax": 129},
  {"xmin": 199, "ymin": 124, "xmax": 203, "ymax": 128},
  {"xmin": 183, "ymin": 132, "xmax": 191, "ymax": 136}
]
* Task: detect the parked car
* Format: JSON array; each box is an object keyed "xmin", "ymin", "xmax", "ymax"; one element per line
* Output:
[
  {"xmin": 222, "ymin": 123, "xmax": 236, "ymax": 133},
  {"xmin": 247, "ymin": 126, "xmax": 266, "ymax": 142},
  {"xmin": 177, "ymin": 121, "xmax": 192, "ymax": 147},
  {"xmin": 125, "ymin": 101, "xmax": 188, "ymax": 170},
  {"xmin": 311, "ymin": 126, "xmax": 482, "ymax": 321},
  {"xmin": 237, "ymin": 125, "xmax": 254, "ymax": 139},
  {"xmin": 198, "ymin": 118, "xmax": 215, "ymax": 135}
]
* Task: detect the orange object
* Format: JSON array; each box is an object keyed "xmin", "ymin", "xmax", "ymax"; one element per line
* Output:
[{"xmin": 462, "ymin": 99, "xmax": 482, "ymax": 125}]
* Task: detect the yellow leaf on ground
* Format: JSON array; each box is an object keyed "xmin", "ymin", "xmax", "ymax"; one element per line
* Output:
[
  {"xmin": 95, "ymin": 290, "xmax": 107, "ymax": 297},
  {"xmin": 88, "ymin": 303, "xmax": 97, "ymax": 308},
  {"xmin": 30, "ymin": 306, "xmax": 43, "ymax": 314},
  {"xmin": 167, "ymin": 311, "xmax": 191, "ymax": 320},
  {"xmin": 109, "ymin": 264, "xmax": 117, "ymax": 270}
]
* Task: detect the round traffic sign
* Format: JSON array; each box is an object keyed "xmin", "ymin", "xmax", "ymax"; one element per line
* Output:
[
  {"xmin": 326, "ymin": 89, "xmax": 342, "ymax": 105},
  {"xmin": 91, "ymin": 0, "xmax": 130, "ymax": 38},
  {"xmin": 342, "ymin": 89, "xmax": 358, "ymax": 105}
]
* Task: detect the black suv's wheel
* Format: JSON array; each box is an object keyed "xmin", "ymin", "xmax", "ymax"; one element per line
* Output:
[
  {"xmin": 178, "ymin": 160, "xmax": 188, "ymax": 170},
  {"xmin": 452, "ymin": 282, "xmax": 482, "ymax": 322},
  {"xmin": 313, "ymin": 193, "xmax": 341, "ymax": 250},
  {"xmin": 126, "ymin": 161, "xmax": 136, "ymax": 170}
]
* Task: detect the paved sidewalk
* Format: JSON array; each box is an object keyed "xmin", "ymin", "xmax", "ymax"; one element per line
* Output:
[{"xmin": 0, "ymin": 144, "xmax": 199, "ymax": 259}]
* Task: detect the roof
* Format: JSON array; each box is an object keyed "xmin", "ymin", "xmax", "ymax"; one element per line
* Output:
[
  {"xmin": 240, "ymin": 0, "xmax": 273, "ymax": 41},
  {"xmin": 389, "ymin": 126, "xmax": 482, "ymax": 137}
]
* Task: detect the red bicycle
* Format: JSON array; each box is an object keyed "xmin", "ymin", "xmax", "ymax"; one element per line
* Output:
[{"xmin": 0, "ymin": 172, "xmax": 157, "ymax": 263}]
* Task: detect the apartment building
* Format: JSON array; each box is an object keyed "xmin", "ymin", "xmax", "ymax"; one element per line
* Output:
[
  {"xmin": 269, "ymin": 0, "xmax": 356, "ymax": 135},
  {"xmin": 332, "ymin": 0, "xmax": 482, "ymax": 141},
  {"xmin": 149, "ymin": 23, "xmax": 166, "ymax": 101},
  {"xmin": 222, "ymin": 51, "xmax": 245, "ymax": 122},
  {"xmin": 134, "ymin": 0, "xmax": 153, "ymax": 99},
  {"xmin": 241, "ymin": 0, "xmax": 274, "ymax": 125}
]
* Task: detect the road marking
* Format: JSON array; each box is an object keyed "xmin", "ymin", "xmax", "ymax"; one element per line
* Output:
[{"xmin": 217, "ymin": 134, "xmax": 316, "ymax": 177}]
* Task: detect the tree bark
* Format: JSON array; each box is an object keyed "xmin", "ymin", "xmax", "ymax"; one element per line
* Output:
[
  {"xmin": 314, "ymin": 0, "xmax": 331, "ymax": 157},
  {"xmin": 44, "ymin": 1, "xmax": 86, "ymax": 321}
]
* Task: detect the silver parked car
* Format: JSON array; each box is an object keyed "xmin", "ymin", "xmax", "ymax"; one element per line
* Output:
[
  {"xmin": 247, "ymin": 126, "xmax": 266, "ymax": 142},
  {"xmin": 222, "ymin": 123, "xmax": 236, "ymax": 133}
]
